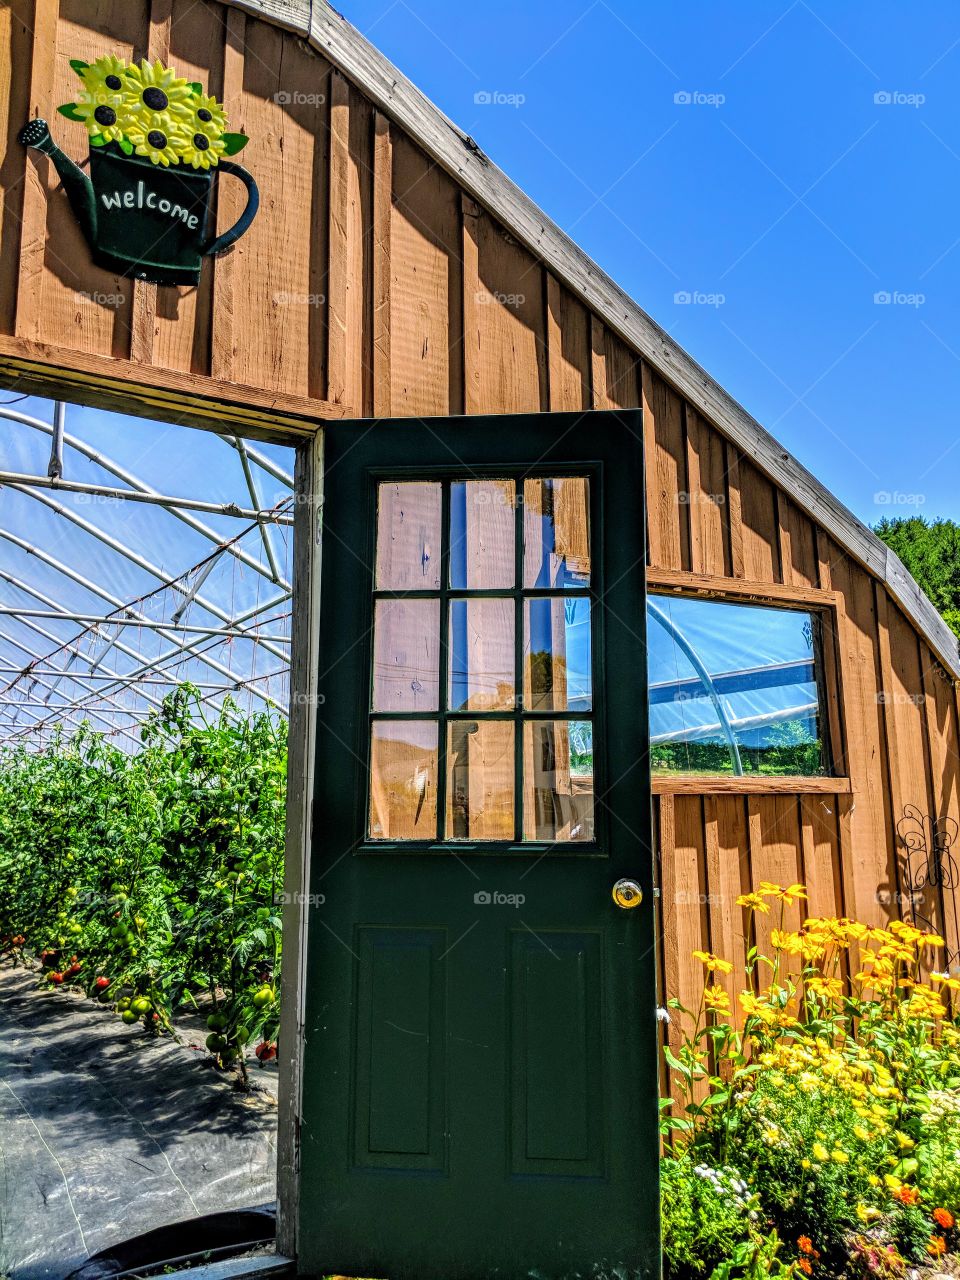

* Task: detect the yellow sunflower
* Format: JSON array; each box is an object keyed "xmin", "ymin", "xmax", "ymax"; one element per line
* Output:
[
  {"xmin": 126, "ymin": 122, "xmax": 183, "ymax": 168},
  {"xmin": 73, "ymin": 54, "xmax": 130, "ymax": 143},
  {"xmin": 122, "ymin": 59, "xmax": 193, "ymax": 131},
  {"xmin": 179, "ymin": 92, "xmax": 229, "ymax": 169}
]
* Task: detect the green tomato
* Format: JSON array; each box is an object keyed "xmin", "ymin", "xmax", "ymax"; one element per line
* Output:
[
  {"xmin": 205, "ymin": 1032, "xmax": 227, "ymax": 1052},
  {"xmin": 120, "ymin": 1009, "xmax": 137, "ymax": 1025},
  {"xmin": 252, "ymin": 986, "xmax": 275, "ymax": 1009},
  {"xmin": 207, "ymin": 1013, "xmax": 226, "ymax": 1032},
  {"xmin": 234, "ymin": 1025, "xmax": 251, "ymax": 1045},
  {"xmin": 131, "ymin": 997, "xmax": 151, "ymax": 1015}
]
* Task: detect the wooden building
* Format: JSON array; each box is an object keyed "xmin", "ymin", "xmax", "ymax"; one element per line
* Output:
[{"xmin": 2, "ymin": 0, "xmax": 959, "ymax": 1270}]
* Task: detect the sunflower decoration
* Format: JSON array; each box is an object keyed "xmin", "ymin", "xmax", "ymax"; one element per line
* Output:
[
  {"xmin": 70, "ymin": 54, "xmax": 129, "ymax": 144},
  {"xmin": 57, "ymin": 55, "xmax": 248, "ymax": 167}
]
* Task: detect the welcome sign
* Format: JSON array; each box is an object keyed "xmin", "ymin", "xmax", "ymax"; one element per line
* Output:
[{"xmin": 19, "ymin": 56, "xmax": 259, "ymax": 286}]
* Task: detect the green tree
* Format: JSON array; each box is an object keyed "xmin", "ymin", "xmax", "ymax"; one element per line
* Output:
[{"xmin": 874, "ymin": 515, "xmax": 960, "ymax": 639}]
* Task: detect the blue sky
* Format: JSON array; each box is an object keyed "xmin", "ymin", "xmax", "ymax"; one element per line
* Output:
[{"xmin": 343, "ymin": 0, "xmax": 960, "ymax": 526}]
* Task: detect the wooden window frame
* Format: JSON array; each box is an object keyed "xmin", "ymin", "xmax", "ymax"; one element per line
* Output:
[{"xmin": 645, "ymin": 568, "xmax": 850, "ymax": 796}]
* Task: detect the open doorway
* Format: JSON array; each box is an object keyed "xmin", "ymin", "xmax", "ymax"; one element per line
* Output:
[{"xmin": 0, "ymin": 391, "xmax": 308, "ymax": 1279}]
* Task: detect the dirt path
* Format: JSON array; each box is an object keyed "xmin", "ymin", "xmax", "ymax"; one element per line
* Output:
[{"xmin": 0, "ymin": 963, "xmax": 277, "ymax": 1280}]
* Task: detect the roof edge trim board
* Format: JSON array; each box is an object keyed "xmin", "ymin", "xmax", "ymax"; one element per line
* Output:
[{"xmin": 216, "ymin": 0, "xmax": 960, "ymax": 680}]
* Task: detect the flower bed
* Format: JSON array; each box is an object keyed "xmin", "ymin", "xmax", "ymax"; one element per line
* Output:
[{"xmin": 661, "ymin": 883, "xmax": 960, "ymax": 1278}]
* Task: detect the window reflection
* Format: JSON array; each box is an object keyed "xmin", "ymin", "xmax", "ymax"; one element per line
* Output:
[{"xmin": 648, "ymin": 595, "xmax": 824, "ymax": 777}]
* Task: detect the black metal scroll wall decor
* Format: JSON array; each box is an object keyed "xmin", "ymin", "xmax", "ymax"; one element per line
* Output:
[
  {"xmin": 18, "ymin": 56, "xmax": 259, "ymax": 286},
  {"xmin": 896, "ymin": 804, "xmax": 960, "ymax": 971}
]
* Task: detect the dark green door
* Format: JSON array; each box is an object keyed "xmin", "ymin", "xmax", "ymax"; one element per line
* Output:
[{"xmin": 298, "ymin": 410, "xmax": 658, "ymax": 1280}]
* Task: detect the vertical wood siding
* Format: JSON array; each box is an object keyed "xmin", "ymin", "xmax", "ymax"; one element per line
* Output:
[{"xmin": 3, "ymin": 0, "xmax": 959, "ymax": 995}]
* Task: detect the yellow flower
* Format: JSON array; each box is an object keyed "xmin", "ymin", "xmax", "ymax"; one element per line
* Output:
[
  {"xmin": 759, "ymin": 881, "xmax": 808, "ymax": 905},
  {"xmin": 736, "ymin": 892, "xmax": 770, "ymax": 914},
  {"xmin": 831, "ymin": 1149, "xmax": 849, "ymax": 1163},
  {"xmin": 812, "ymin": 1141, "xmax": 830, "ymax": 1162},
  {"xmin": 179, "ymin": 92, "xmax": 229, "ymax": 169},
  {"xmin": 73, "ymin": 55, "xmax": 130, "ymax": 142},
  {"xmin": 739, "ymin": 991, "xmax": 776, "ymax": 1024},
  {"xmin": 771, "ymin": 929, "xmax": 803, "ymax": 954},
  {"xmin": 703, "ymin": 985, "xmax": 730, "ymax": 1015},
  {"xmin": 853, "ymin": 1125, "xmax": 870, "ymax": 1142},
  {"xmin": 126, "ymin": 123, "xmax": 182, "ymax": 168},
  {"xmin": 123, "ymin": 59, "xmax": 193, "ymax": 129},
  {"xmin": 693, "ymin": 950, "xmax": 733, "ymax": 975}
]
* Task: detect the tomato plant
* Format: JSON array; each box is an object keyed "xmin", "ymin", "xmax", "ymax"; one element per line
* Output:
[{"xmin": 0, "ymin": 685, "xmax": 286, "ymax": 1072}]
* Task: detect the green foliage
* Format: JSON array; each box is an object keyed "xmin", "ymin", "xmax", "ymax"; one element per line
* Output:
[
  {"xmin": 661, "ymin": 1156, "xmax": 769, "ymax": 1279},
  {"xmin": 874, "ymin": 515, "xmax": 960, "ymax": 638},
  {"xmin": 0, "ymin": 686, "xmax": 285, "ymax": 1069}
]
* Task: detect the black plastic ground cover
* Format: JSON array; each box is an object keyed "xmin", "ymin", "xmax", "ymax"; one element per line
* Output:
[
  {"xmin": 0, "ymin": 965, "xmax": 277, "ymax": 1279},
  {"xmin": 63, "ymin": 1204, "xmax": 276, "ymax": 1279}
]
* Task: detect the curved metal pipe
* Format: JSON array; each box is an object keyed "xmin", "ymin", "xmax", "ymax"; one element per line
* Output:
[{"xmin": 647, "ymin": 599, "xmax": 745, "ymax": 776}]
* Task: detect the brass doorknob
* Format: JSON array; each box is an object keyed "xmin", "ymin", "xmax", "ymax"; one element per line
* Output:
[{"xmin": 612, "ymin": 879, "xmax": 643, "ymax": 910}]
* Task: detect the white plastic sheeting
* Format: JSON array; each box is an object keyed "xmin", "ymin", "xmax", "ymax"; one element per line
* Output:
[{"xmin": 0, "ymin": 394, "xmax": 294, "ymax": 749}]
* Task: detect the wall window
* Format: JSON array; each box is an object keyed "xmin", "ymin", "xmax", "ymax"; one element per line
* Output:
[{"xmin": 648, "ymin": 595, "xmax": 827, "ymax": 777}]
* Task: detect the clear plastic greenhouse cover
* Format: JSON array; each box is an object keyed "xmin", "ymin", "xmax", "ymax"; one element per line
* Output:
[{"xmin": 0, "ymin": 394, "xmax": 294, "ymax": 750}]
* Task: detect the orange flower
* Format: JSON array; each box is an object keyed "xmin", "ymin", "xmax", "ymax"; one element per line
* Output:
[
  {"xmin": 894, "ymin": 1184, "xmax": 920, "ymax": 1206},
  {"xmin": 933, "ymin": 1207, "xmax": 954, "ymax": 1230},
  {"xmin": 928, "ymin": 1235, "xmax": 947, "ymax": 1258},
  {"xmin": 798, "ymin": 1259, "xmax": 813, "ymax": 1276},
  {"xmin": 797, "ymin": 1237, "xmax": 815, "ymax": 1255}
]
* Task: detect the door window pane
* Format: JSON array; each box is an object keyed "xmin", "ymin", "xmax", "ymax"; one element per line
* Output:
[
  {"xmin": 523, "ymin": 597, "xmax": 592, "ymax": 711},
  {"xmin": 369, "ymin": 721, "xmax": 438, "ymax": 840},
  {"xmin": 522, "ymin": 721, "xmax": 594, "ymax": 842},
  {"xmin": 449, "ymin": 598, "xmax": 515, "ymax": 711},
  {"xmin": 376, "ymin": 481, "xmax": 442, "ymax": 589},
  {"xmin": 446, "ymin": 720, "xmax": 515, "ymax": 840},
  {"xmin": 372, "ymin": 599, "xmax": 440, "ymax": 712},
  {"xmin": 648, "ymin": 595, "xmax": 825, "ymax": 776},
  {"xmin": 449, "ymin": 480, "xmax": 515, "ymax": 588},
  {"xmin": 523, "ymin": 477, "xmax": 591, "ymax": 587}
]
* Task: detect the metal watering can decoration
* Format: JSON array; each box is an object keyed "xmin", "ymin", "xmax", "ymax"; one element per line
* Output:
[{"xmin": 19, "ymin": 55, "xmax": 259, "ymax": 286}]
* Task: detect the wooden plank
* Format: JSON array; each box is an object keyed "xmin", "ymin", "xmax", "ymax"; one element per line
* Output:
[
  {"xmin": 725, "ymin": 444, "xmax": 746, "ymax": 579},
  {"xmin": 920, "ymin": 649, "xmax": 960, "ymax": 962},
  {"xmin": 778, "ymin": 494, "xmax": 818, "ymax": 589},
  {"xmin": 800, "ymin": 794, "xmax": 844, "ymax": 921},
  {"xmin": 128, "ymin": 0, "xmax": 174, "ymax": 367},
  {"xmin": 209, "ymin": 5, "xmax": 245, "ymax": 384},
  {"xmin": 276, "ymin": 431, "xmax": 323, "ymax": 1260},
  {"xmin": 461, "ymin": 194, "xmax": 481, "ymax": 415},
  {"xmin": 703, "ymin": 795, "xmax": 744, "ymax": 1009},
  {"xmin": 747, "ymin": 795, "xmax": 804, "ymax": 974},
  {"xmin": 0, "ymin": 333, "xmax": 344, "ymax": 437},
  {"xmin": 653, "ymin": 775, "xmax": 851, "ymax": 796},
  {"xmin": 14, "ymin": 0, "xmax": 59, "ymax": 343},
  {"xmin": 390, "ymin": 133, "xmax": 462, "ymax": 416},
  {"xmin": 685, "ymin": 406, "xmax": 729, "ymax": 577},
  {"xmin": 738, "ymin": 457, "xmax": 780, "ymax": 584},
  {"xmin": 642, "ymin": 363, "xmax": 689, "ymax": 571},
  {"xmin": 372, "ymin": 111, "xmax": 392, "ymax": 416},
  {"xmin": 661, "ymin": 794, "xmax": 708, "ymax": 1100},
  {"xmin": 327, "ymin": 69, "xmax": 350, "ymax": 405},
  {"xmin": 1, "ymin": 0, "xmax": 35, "ymax": 336},
  {"xmin": 646, "ymin": 567, "xmax": 836, "ymax": 608},
  {"xmin": 470, "ymin": 207, "xmax": 546, "ymax": 413},
  {"xmin": 589, "ymin": 314, "xmax": 606, "ymax": 410},
  {"xmin": 152, "ymin": 0, "xmax": 225, "ymax": 375},
  {"xmin": 546, "ymin": 275, "xmax": 590, "ymax": 411}
]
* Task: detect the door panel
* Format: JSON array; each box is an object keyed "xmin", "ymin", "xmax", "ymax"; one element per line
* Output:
[{"xmin": 298, "ymin": 410, "xmax": 658, "ymax": 1280}]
